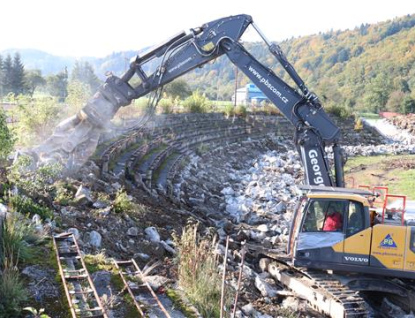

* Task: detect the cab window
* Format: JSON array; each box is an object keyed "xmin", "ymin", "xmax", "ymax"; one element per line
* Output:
[
  {"xmin": 346, "ymin": 201, "xmax": 365, "ymax": 236},
  {"xmin": 302, "ymin": 200, "xmax": 347, "ymax": 232}
]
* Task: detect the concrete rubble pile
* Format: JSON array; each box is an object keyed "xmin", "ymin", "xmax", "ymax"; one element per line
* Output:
[
  {"xmin": 363, "ymin": 117, "xmax": 415, "ymax": 145},
  {"xmin": 387, "ymin": 114, "xmax": 415, "ymax": 135},
  {"xmin": 176, "ymin": 121, "xmax": 415, "ymax": 316}
]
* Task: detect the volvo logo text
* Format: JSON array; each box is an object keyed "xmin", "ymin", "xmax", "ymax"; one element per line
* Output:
[{"xmin": 344, "ymin": 256, "xmax": 369, "ymax": 263}]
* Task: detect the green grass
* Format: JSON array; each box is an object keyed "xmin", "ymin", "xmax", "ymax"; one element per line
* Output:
[
  {"xmin": 138, "ymin": 144, "xmax": 168, "ymax": 163},
  {"xmin": 0, "ymin": 268, "xmax": 28, "ymax": 317},
  {"xmin": 393, "ymin": 170, "xmax": 415, "ymax": 199},
  {"xmin": 152, "ymin": 152, "xmax": 180, "ymax": 185},
  {"xmin": 83, "ymin": 251, "xmax": 113, "ymax": 274},
  {"xmin": 113, "ymin": 189, "xmax": 135, "ymax": 214},
  {"xmin": 110, "ymin": 275, "xmax": 142, "ymax": 318},
  {"xmin": 345, "ymin": 155, "xmax": 389, "ymax": 172},
  {"xmin": 166, "ymin": 289, "xmax": 199, "ymax": 318},
  {"xmin": 345, "ymin": 154, "xmax": 415, "ymax": 199},
  {"xmin": 357, "ymin": 112, "xmax": 381, "ymax": 120}
]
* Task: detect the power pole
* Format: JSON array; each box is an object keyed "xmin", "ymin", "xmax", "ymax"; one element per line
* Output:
[{"xmin": 234, "ymin": 66, "xmax": 238, "ymax": 107}]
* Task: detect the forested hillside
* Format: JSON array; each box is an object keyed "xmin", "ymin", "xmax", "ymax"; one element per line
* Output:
[
  {"xmin": 181, "ymin": 13, "xmax": 415, "ymax": 114},
  {"xmin": 2, "ymin": 13, "xmax": 415, "ymax": 113}
]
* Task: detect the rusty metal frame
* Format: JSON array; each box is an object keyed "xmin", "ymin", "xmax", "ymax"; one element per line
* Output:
[
  {"xmin": 114, "ymin": 259, "xmax": 171, "ymax": 318},
  {"xmin": 53, "ymin": 232, "xmax": 108, "ymax": 318}
]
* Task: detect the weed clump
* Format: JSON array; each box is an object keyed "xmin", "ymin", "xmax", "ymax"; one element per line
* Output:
[
  {"xmin": 173, "ymin": 224, "xmax": 232, "ymax": 317},
  {"xmin": 113, "ymin": 189, "xmax": 135, "ymax": 214},
  {"xmin": 0, "ymin": 213, "xmax": 41, "ymax": 317},
  {"xmin": 0, "ymin": 268, "xmax": 28, "ymax": 317}
]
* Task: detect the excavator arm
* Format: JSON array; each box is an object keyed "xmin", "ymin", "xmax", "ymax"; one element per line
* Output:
[{"xmin": 32, "ymin": 14, "xmax": 344, "ymax": 186}]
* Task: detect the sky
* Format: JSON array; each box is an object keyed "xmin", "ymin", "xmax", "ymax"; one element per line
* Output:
[{"xmin": 1, "ymin": 0, "xmax": 415, "ymax": 58}]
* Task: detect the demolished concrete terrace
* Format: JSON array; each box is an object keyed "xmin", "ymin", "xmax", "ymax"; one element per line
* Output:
[{"xmin": 18, "ymin": 112, "xmax": 415, "ymax": 317}]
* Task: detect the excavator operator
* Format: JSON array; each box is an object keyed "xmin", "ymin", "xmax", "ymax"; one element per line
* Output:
[{"xmin": 323, "ymin": 206, "xmax": 343, "ymax": 231}]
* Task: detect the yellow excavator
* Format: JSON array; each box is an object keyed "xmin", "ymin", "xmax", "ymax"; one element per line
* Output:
[{"xmin": 288, "ymin": 186, "xmax": 413, "ymax": 278}]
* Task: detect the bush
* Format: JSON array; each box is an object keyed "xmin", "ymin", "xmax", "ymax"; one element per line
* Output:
[
  {"xmin": 223, "ymin": 104, "xmax": 234, "ymax": 117},
  {"xmin": 53, "ymin": 181, "xmax": 75, "ymax": 206},
  {"xmin": 112, "ymin": 190, "xmax": 148, "ymax": 216},
  {"xmin": 325, "ymin": 104, "xmax": 352, "ymax": 119},
  {"xmin": 234, "ymin": 105, "xmax": 247, "ymax": 117},
  {"xmin": 65, "ymin": 80, "xmax": 92, "ymax": 116},
  {"xmin": 223, "ymin": 105, "xmax": 235, "ymax": 117},
  {"xmin": 254, "ymin": 102, "xmax": 281, "ymax": 115},
  {"xmin": 8, "ymin": 194, "xmax": 53, "ymax": 220},
  {"xmin": 12, "ymin": 96, "xmax": 62, "ymax": 146},
  {"xmin": 8, "ymin": 155, "xmax": 63, "ymax": 203},
  {"xmin": 0, "ymin": 268, "xmax": 28, "ymax": 317},
  {"xmin": 158, "ymin": 98, "xmax": 175, "ymax": 114},
  {"xmin": 113, "ymin": 189, "xmax": 134, "ymax": 214},
  {"xmin": 182, "ymin": 91, "xmax": 211, "ymax": 113}
]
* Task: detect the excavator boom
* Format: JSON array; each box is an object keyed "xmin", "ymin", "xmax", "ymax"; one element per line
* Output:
[{"xmin": 31, "ymin": 14, "xmax": 343, "ymax": 187}]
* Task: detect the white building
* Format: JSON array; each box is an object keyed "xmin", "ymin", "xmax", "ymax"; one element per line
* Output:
[{"xmin": 232, "ymin": 83, "xmax": 268, "ymax": 105}]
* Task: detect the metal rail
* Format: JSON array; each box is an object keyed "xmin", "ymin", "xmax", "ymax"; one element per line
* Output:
[
  {"xmin": 53, "ymin": 232, "xmax": 108, "ymax": 318},
  {"xmin": 114, "ymin": 259, "xmax": 171, "ymax": 318}
]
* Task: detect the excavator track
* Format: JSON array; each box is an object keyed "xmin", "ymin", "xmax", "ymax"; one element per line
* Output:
[
  {"xmin": 266, "ymin": 261, "xmax": 371, "ymax": 318},
  {"xmin": 53, "ymin": 232, "xmax": 108, "ymax": 318}
]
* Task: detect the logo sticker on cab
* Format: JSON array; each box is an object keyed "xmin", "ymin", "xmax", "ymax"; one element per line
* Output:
[{"xmin": 379, "ymin": 234, "xmax": 397, "ymax": 249}]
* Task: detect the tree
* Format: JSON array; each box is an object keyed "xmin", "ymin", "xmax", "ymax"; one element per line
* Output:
[
  {"xmin": 2, "ymin": 55, "xmax": 13, "ymax": 95},
  {"xmin": 13, "ymin": 96, "xmax": 62, "ymax": 146},
  {"xmin": 337, "ymin": 47, "xmax": 350, "ymax": 63},
  {"xmin": 0, "ymin": 55, "xmax": 3, "ymax": 98},
  {"xmin": 393, "ymin": 78, "xmax": 411, "ymax": 93},
  {"xmin": 363, "ymin": 73, "xmax": 392, "ymax": 113},
  {"xmin": 386, "ymin": 91, "xmax": 406, "ymax": 112},
  {"xmin": 46, "ymin": 68, "xmax": 68, "ymax": 102},
  {"xmin": 65, "ymin": 80, "xmax": 91, "ymax": 115},
  {"xmin": 0, "ymin": 108, "xmax": 15, "ymax": 163},
  {"xmin": 401, "ymin": 95, "xmax": 415, "ymax": 114},
  {"xmin": 25, "ymin": 70, "xmax": 46, "ymax": 97},
  {"xmin": 164, "ymin": 79, "xmax": 192, "ymax": 100},
  {"xmin": 71, "ymin": 61, "xmax": 101, "ymax": 91},
  {"xmin": 11, "ymin": 53, "xmax": 25, "ymax": 95},
  {"xmin": 359, "ymin": 23, "xmax": 369, "ymax": 36}
]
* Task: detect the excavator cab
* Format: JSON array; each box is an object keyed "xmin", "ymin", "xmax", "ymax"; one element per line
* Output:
[
  {"xmin": 288, "ymin": 186, "xmax": 415, "ymax": 279},
  {"xmin": 288, "ymin": 186, "xmax": 374, "ymax": 269}
]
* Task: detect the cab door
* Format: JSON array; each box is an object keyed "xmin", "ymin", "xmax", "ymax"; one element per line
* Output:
[
  {"xmin": 339, "ymin": 200, "xmax": 371, "ymax": 266},
  {"xmin": 296, "ymin": 199, "xmax": 371, "ymax": 267},
  {"xmin": 296, "ymin": 199, "xmax": 347, "ymax": 265}
]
